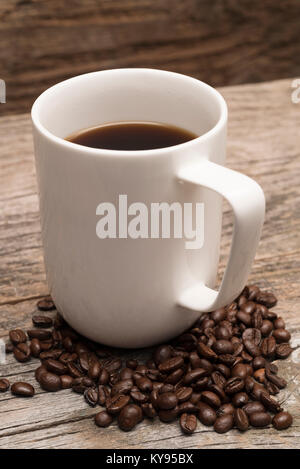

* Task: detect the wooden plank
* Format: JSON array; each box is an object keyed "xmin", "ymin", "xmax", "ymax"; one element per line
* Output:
[
  {"xmin": 0, "ymin": 78, "xmax": 299, "ymax": 448},
  {"xmin": 1, "ymin": 0, "xmax": 300, "ymax": 115}
]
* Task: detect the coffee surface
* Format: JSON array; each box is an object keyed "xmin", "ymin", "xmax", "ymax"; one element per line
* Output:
[{"xmin": 67, "ymin": 122, "xmax": 197, "ymax": 151}]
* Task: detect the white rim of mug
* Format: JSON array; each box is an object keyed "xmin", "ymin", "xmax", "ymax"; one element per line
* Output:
[{"xmin": 31, "ymin": 68, "xmax": 228, "ymax": 158}]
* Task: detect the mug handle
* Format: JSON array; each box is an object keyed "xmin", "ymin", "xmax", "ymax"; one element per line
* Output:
[{"xmin": 177, "ymin": 159, "xmax": 265, "ymax": 311}]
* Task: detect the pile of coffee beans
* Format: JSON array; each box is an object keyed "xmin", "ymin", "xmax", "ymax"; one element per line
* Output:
[{"xmin": 1, "ymin": 286, "xmax": 294, "ymax": 434}]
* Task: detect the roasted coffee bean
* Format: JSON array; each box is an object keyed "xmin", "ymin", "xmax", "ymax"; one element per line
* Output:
[
  {"xmin": 84, "ymin": 387, "xmax": 98, "ymax": 407},
  {"xmin": 175, "ymin": 387, "xmax": 193, "ymax": 403},
  {"xmin": 275, "ymin": 343, "xmax": 293, "ymax": 359},
  {"xmin": 260, "ymin": 392, "xmax": 282, "ymax": 413},
  {"xmin": 242, "ymin": 328, "xmax": 261, "ymax": 345},
  {"xmin": 62, "ymin": 337, "xmax": 73, "ymax": 352},
  {"xmin": 201, "ymin": 391, "xmax": 221, "ymax": 408},
  {"xmin": 253, "ymin": 356, "xmax": 266, "ymax": 369},
  {"xmin": 158, "ymin": 356, "xmax": 184, "ymax": 373},
  {"xmin": 214, "ymin": 364, "xmax": 231, "ymax": 379},
  {"xmin": 67, "ymin": 362, "xmax": 83, "ymax": 378},
  {"xmin": 193, "ymin": 376, "xmax": 209, "ymax": 391},
  {"xmin": 243, "ymin": 401, "xmax": 265, "ymax": 416},
  {"xmin": 0, "ymin": 378, "xmax": 10, "ymax": 392},
  {"xmin": 35, "ymin": 365, "xmax": 47, "ymax": 383},
  {"xmin": 98, "ymin": 384, "xmax": 111, "ymax": 404},
  {"xmin": 260, "ymin": 320, "xmax": 273, "ymax": 336},
  {"xmin": 243, "ymin": 339, "xmax": 261, "ymax": 358},
  {"xmin": 45, "ymin": 359, "xmax": 68, "ymax": 376},
  {"xmin": 198, "ymin": 402, "xmax": 217, "ymax": 426},
  {"xmin": 158, "ymin": 407, "xmax": 179, "ymax": 423},
  {"xmin": 241, "ymin": 350, "xmax": 253, "ymax": 363},
  {"xmin": 27, "ymin": 329, "xmax": 52, "ymax": 341},
  {"xmin": 13, "ymin": 343, "xmax": 30, "ymax": 362},
  {"xmin": 40, "ymin": 372, "xmax": 62, "ymax": 392},
  {"xmin": 214, "ymin": 414, "xmax": 234, "ymax": 433},
  {"xmin": 9, "ymin": 329, "xmax": 27, "ymax": 345},
  {"xmin": 231, "ymin": 363, "xmax": 248, "ymax": 379},
  {"xmin": 260, "ymin": 306, "xmax": 276, "ymax": 320},
  {"xmin": 261, "ymin": 336, "xmax": 276, "ymax": 357},
  {"xmin": 217, "ymin": 403, "xmax": 234, "ymax": 417},
  {"xmin": 215, "ymin": 325, "xmax": 231, "ymax": 340},
  {"xmin": 40, "ymin": 349, "xmax": 62, "ymax": 360},
  {"xmin": 88, "ymin": 360, "xmax": 101, "ymax": 381},
  {"xmin": 141, "ymin": 403, "xmax": 157, "ymax": 418},
  {"xmin": 234, "ymin": 408, "xmax": 249, "ymax": 431},
  {"xmin": 157, "ymin": 392, "xmax": 178, "ymax": 410},
  {"xmin": 107, "ymin": 394, "xmax": 130, "ymax": 414},
  {"xmin": 232, "ymin": 392, "xmax": 249, "ymax": 407},
  {"xmin": 245, "ymin": 376, "xmax": 255, "ymax": 393},
  {"xmin": 183, "ymin": 368, "xmax": 207, "ymax": 385},
  {"xmin": 60, "ymin": 375, "xmax": 73, "ymax": 389},
  {"xmin": 119, "ymin": 368, "xmax": 134, "ymax": 380},
  {"xmin": 30, "ymin": 338, "xmax": 41, "ymax": 358},
  {"xmin": 37, "ymin": 296, "xmax": 55, "ymax": 311},
  {"xmin": 213, "ymin": 340, "xmax": 234, "ymax": 355},
  {"xmin": 256, "ymin": 291, "xmax": 277, "ymax": 308},
  {"xmin": 249, "ymin": 412, "xmax": 271, "ymax": 427},
  {"xmin": 265, "ymin": 368, "xmax": 287, "ymax": 389},
  {"xmin": 118, "ymin": 404, "xmax": 142, "ymax": 431},
  {"xmin": 232, "ymin": 342, "xmax": 244, "ymax": 357},
  {"xmin": 190, "ymin": 392, "xmax": 201, "ymax": 405},
  {"xmin": 272, "ymin": 329, "xmax": 291, "ymax": 343},
  {"xmin": 252, "ymin": 311, "xmax": 263, "ymax": 329},
  {"xmin": 188, "ymin": 351, "xmax": 202, "ymax": 369},
  {"xmin": 251, "ymin": 382, "xmax": 266, "ymax": 400},
  {"xmin": 103, "ymin": 358, "xmax": 122, "ymax": 373},
  {"xmin": 159, "ymin": 384, "xmax": 174, "ymax": 394},
  {"xmin": 272, "ymin": 411, "xmax": 293, "ymax": 430},
  {"xmin": 240, "ymin": 301, "xmax": 256, "ymax": 314},
  {"xmin": 210, "ymin": 308, "xmax": 226, "ymax": 323},
  {"xmin": 153, "ymin": 345, "xmax": 173, "ymax": 365},
  {"xmin": 197, "ymin": 359, "xmax": 214, "ymax": 374},
  {"xmin": 207, "ymin": 383, "xmax": 226, "ymax": 403},
  {"xmin": 39, "ymin": 339, "xmax": 53, "ymax": 351},
  {"xmin": 135, "ymin": 376, "xmax": 153, "ymax": 393},
  {"xmin": 95, "ymin": 411, "xmax": 113, "ymax": 428},
  {"xmin": 225, "ymin": 377, "xmax": 244, "ymax": 394},
  {"xmin": 130, "ymin": 390, "xmax": 148, "ymax": 404},
  {"xmin": 98, "ymin": 368, "xmax": 110, "ymax": 385},
  {"xmin": 125, "ymin": 359, "xmax": 137, "ymax": 370},
  {"xmin": 253, "ymin": 368, "xmax": 265, "ymax": 383},
  {"xmin": 111, "ymin": 379, "xmax": 133, "ymax": 396},
  {"xmin": 180, "ymin": 413, "xmax": 197, "ymax": 434},
  {"xmin": 197, "ymin": 342, "xmax": 217, "ymax": 360},
  {"xmin": 11, "ymin": 382, "xmax": 35, "ymax": 397},
  {"xmin": 32, "ymin": 315, "xmax": 53, "ymax": 328},
  {"xmin": 177, "ymin": 401, "xmax": 198, "ymax": 414},
  {"xmin": 274, "ymin": 317, "xmax": 285, "ymax": 329},
  {"xmin": 218, "ymin": 354, "xmax": 236, "ymax": 366},
  {"xmin": 265, "ymin": 381, "xmax": 280, "ymax": 396},
  {"xmin": 164, "ymin": 368, "xmax": 183, "ymax": 385},
  {"xmin": 237, "ymin": 311, "xmax": 252, "ymax": 327},
  {"xmin": 247, "ymin": 285, "xmax": 260, "ymax": 301}
]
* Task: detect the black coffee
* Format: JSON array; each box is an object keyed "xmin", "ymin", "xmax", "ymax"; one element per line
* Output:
[{"xmin": 66, "ymin": 122, "xmax": 197, "ymax": 151}]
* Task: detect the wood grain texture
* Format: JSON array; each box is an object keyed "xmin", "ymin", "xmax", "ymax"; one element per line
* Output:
[
  {"xmin": 0, "ymin": 78, "xmax": 299, "ymax": 448},
  {"xmin": 1, "ymin": 0, "xmax": 300, "ymax": 115}
]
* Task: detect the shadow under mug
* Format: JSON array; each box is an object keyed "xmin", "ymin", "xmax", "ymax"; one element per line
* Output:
[{"xmin": 31, "ymin": 68, "xmax": 265, "ymax": 348}]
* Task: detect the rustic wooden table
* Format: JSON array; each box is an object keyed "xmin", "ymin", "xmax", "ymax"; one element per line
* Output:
[{"xmin": 0, "ymin": 78, "xmax": 299, "ymax": 449}]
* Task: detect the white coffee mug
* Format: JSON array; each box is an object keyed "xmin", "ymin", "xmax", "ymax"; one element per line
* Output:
[{"xmin": 31, "ymin": 69, "xmax": 265, "ymax": 348}]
